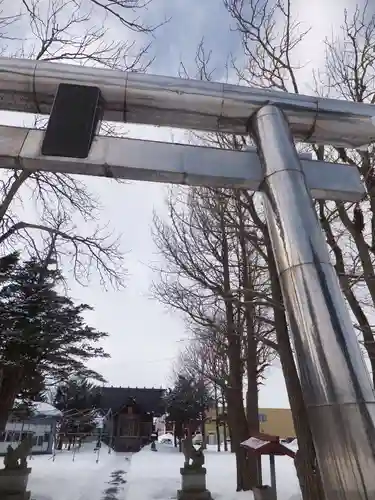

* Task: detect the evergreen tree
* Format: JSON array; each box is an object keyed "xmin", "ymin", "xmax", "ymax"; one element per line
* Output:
[
  {"xmin": 165, "ymin": 375, "xmax": 211, "ymax": 444},
  {"xmin": 54, "ymin": 376, "xmax": 99, "ymax": 413},
  {"xmin": 0, "ymin": 253, "xmax": 19, "ymax": 278},
  {"xmin": 0, "ymin": 253, "xmax": 109, "ymax": 430},
  {"xmin": 54, "ymin": 377, "xmax": 101, "ymax": 447}
]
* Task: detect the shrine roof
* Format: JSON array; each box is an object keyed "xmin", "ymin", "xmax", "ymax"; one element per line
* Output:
[{"xmin": 97, "ymin": 387, "xmax": 165, "ymax": 416}]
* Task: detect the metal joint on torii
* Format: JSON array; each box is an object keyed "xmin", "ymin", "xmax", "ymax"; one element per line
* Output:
[{"xmin": 0, "ymin": 57, "xmax": 375, "ymax": 498}]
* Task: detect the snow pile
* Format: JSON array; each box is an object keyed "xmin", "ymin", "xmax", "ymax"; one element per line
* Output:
[
  {"xmin": 158, "ymin": 432, "xmax": 174, "ymax": 443},
  {"xmin": 126, "ymin": 443, "xmax": 301, "ymax": 500},
  {"xmin": 32, "ymin": 401, "xmax": 62, "ymax": 418},
  {"xmin": 288, "ymin": 439, "xmax": 298, "ymax": 449}
]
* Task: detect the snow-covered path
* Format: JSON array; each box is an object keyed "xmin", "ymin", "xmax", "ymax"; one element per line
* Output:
[{"xmin": 29, "ymin": 443, "xmax": 132, "ymax": 500}]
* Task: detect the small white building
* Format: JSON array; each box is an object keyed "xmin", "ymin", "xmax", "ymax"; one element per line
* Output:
[{"xmin": 0, "ymin": 402, "xmax": 62, "ymax": 455}]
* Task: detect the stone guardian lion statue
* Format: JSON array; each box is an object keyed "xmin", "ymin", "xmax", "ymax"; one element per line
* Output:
[
  {"xmin": 3, "ymin": 434, "xmax": 33, "ymax": 470},
  {"xmin": 182, "ymin": 437, "xmax": 205, "ymax": 469}
]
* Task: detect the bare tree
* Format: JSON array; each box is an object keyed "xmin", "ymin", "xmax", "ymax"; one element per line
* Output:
[
  {"xmin": 0, "ymin": 0, "xmax": 162, "ymax": 286},
  {"xmin": 316, "ymin": 3, "xmax": 375, "ymax": 384},
  {"xmin": 177, "ymin": 338, "xmax": 228, "ymax": 452},
  {"xmin": 178, "ymin": 329, "xmax": 229, "ymax": 390},
  {"xmin": 19, "ymin": 0, "xmax": 164, "ymax": 40},
  {"xmin": 175, "ymin": 2, "xmax": 329, "ymax": 497},
  {"xmin": 152, "ymin": 186, "xmax": 274, "ymax": 490}
]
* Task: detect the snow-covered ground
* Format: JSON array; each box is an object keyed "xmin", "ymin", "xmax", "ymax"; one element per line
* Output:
[
  {"xmin": 126, "ymin": 443, "xmax": 301, "ymax": 500},
  {"xmin": 26, "ymin": 441, "xmax": 301, "ymax": 500},
  {"xmin": 29, "ymin": 443, "xmax": 132, "ymax": 500}
]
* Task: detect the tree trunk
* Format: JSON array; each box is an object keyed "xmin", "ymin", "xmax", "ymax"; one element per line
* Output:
[
  {"xmin": 221, "ymin": 209, "xmax": 257, "ymax": 491},
  {"xmin": 201, "ymin": 416, "xmax": 206, "ymax": 449},
  {"xmin": 267, "ymin": 243, "xmax": 326, "ymax": 500},
  {"xmin": 243, "ymin": 283, "xmax": 262, "ymax": 482},
  {"xmin": 244, "ymin": 326, "xmax": 262, "ymax": 486},
  {"xmin": 57, "ymin": 435, "xmax": 63, "ymax": 450},
  {"xmin": 175, "ymin": 420, "xmax": 183, "ymax": 450},
  {"xmin": 225, "ymin": 424, "xmax": 230, "ymax": 451},
  {"xmin": 238, "ymin": 199, "xmax": 262, "ymax": 486},
  {"xmin": 226, "ymin": 387, "xmax": 255, "ymax": 491},
  {"xmin": 214, "ymin": 384, "xmax": 221, "ymax": 452},
  {"xmin": 225, "ymin": 328, "xmax": 256, "ymax": 490},
  {"xmin": 0, "ymin": 364, "xmax": 23, "ymax": 433},
  {"xmin": 222, "ymin": 394, "xmax": 228, "ymax": 452}
]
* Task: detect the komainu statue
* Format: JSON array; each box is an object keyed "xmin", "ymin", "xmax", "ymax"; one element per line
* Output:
[
  {"xmin": 4, "ymin": 434, "xmax": 33, "ymax": 470},
  {"xmin": 182, "ymin": 438, "xmax": 205, "ymax": 470}
]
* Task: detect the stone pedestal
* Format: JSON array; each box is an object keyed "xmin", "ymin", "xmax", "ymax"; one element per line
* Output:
[
  {"xmin": 177, "ymin": 467, "xmax": 213, "ymax": 500},
  {"xmin": 0, "ymin": 468, "xmax": 31, "ymax": 500},
  {"xmin": 253, "ymin": 485, "xmax": 276, "ymax": 500}
]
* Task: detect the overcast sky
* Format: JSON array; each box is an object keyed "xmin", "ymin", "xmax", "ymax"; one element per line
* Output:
[{"xmin": 1, "ymin": 0, "xmax": 358, "ymax": 407}]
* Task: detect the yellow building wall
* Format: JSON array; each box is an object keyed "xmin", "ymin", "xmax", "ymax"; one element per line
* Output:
[
  {"xmin": 258, "ymin": 408, "xmax": 295, "ymax": 438},
  {"xmin": 205, "ymin": 419, "xmax": 226, "ymax": 437},
  {"xmin": 205, "ymin": 408, "xmax": 295, "ymax": 440}
]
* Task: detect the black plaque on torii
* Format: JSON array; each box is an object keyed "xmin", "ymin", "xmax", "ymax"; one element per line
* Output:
[{"xmin": 42, "ymin": 83, "xmax": 104, "ymax": 159}]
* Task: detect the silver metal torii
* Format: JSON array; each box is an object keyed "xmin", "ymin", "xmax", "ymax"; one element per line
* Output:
[{"xmin": 0, "ymin": 57, "xmax": 375, "ymax": 499}]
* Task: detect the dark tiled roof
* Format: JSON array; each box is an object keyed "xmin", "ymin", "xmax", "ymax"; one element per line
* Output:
[{"xmin": 97, "ymin": 387, "xmax": 165, "ymax": 416}]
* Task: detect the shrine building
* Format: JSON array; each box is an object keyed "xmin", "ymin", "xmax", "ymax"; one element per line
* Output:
[{"xmin": 96, "ymin": 386, "xmax": 165, "ymax": 452}]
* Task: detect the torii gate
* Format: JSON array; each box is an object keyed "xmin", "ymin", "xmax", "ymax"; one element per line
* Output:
[{"xmin": 1, "ymin": 57, "xmax": 375, "ymax": 499}]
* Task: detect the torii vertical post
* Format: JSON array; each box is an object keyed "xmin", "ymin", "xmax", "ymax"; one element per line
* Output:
[{"xmin": 251, "ymin": 104, "xmax": 375, "ymax": 499}]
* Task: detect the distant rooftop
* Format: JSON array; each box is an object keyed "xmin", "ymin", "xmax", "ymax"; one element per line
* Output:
[
  {"xmin": 13, "ymin": 400, "xmax": 62, "ymax": 418},
  {"xmin": 97, "ymin": 386, "xmax": 165, "ymax": 416}
]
